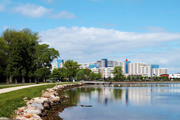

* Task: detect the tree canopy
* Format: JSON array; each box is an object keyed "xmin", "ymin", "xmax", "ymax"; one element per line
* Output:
[{"xmin": 0, "ymin": 28, "xmax": 59, "ymax": 83}]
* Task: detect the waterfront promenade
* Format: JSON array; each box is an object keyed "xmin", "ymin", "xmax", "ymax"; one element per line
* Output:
[{"xmin": 0, "ymin": 83, "xmax": 53, "ymax": 94}]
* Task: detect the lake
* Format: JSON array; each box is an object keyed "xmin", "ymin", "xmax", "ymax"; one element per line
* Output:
[{"xmin": 59, "ymin": 83, "xmax": 180, "ymax": 120}]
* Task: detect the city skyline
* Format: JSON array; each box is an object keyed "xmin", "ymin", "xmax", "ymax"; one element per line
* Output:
[{"xmin": 0, "ymin": 0, "xmax": 180, "ymax": 73}]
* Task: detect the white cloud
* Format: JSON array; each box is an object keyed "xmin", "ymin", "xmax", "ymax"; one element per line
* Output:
[
  {"xmin": 12, "ymin": 3, "xmax": 75, "ymax": 19},
  {"xmin": 40, "ymin": 26, "xmax": 180, "ymax": 73},
  {"xmin": 51, "ymin": 11, "xmax": 76, "ymax": 19},
  {"xmin": 12, "ymin": 4, "xmax": 52, "ymax": 18}
]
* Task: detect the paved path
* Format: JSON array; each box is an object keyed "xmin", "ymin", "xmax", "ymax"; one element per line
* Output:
[{"xmin": 0, "ymin": 83, "xmax": 53, "ymax": 94}]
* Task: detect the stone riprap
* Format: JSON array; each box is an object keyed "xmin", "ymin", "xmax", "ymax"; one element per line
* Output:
[{"xmin": 13, "ymin": 83, "xmax": 84, "ymax": 120}]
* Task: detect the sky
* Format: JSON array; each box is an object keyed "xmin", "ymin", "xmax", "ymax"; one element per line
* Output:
[{"xmin": 0, "ymin": 0, "xmax": 180, "ymax": 73}]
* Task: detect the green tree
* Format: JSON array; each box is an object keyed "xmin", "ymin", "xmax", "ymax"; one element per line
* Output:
[
  {"xmin": 76, "ymin": 69, "xmax": 85, "ymax": 81},
  {"xmin": 35, "ymin": 67, "xmax": 51, "ymax": 82},
  {"xmin": 111, "ymin": 66, "xmax": 124, "ymax": 81},
  {"xmin": 95, "ymin": 73, "xmax": 102, "ymax": 80},
  {"xmin": 63, "ymin": 60, "xmax": 80, "ymax": 81},
  {"xmin": 89, "ymin": 72, "xmax": 95, "ymax": 80},
  {"xmin": 51, "ymin": 68, "xmax": 67, "ymax": 81}
]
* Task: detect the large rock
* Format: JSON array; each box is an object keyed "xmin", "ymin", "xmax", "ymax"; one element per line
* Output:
[
  {"xmin": 29, "ymin": 103, "xmax": 44, "ymax": 110},
  {"xmin": 24, "ymin": 108, "xmax": 42, "ymax": 115},
  {"xmin": 43, "ymin": 102, "xmax": 50, "ymax": 109},
  {"xmin": 41, "ymin": 92, "xmax": 52, "ymax": 98},
  {"xmin": 33, "ymin": 97, "xmax": 49, "ymax": 104}
]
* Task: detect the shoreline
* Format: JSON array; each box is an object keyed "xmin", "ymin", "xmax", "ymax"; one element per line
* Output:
[
  {"xmin": 13, "ymin": 82, "xmax": 84, "ymax": 120},
  {"xmin": 85, "ymin": 81, "xmax": 180, "ymax": 84}
]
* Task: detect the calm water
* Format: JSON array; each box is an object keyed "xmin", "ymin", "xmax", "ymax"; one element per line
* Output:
[{"xmin": 59, "ymin": 84, "xmax": 180, "ymax": 120}]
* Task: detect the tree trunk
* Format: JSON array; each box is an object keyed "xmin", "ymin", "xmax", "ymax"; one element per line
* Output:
[
  {"xmin": 22, "ymin": 76, "xmax": 25, "ymax": 84},
  {"xmin": 29, "ymin": 79, "xmax": 31, "ymax": 83},
  {"xmin": 43, "ymin": 78, "xmax": 46, "ymax": 82},
  {"xmin": 6, "ymin": 78, "xmax": 9, "ymax": 84},
  {"xmin": 9, "ymin": 76, "xmax": 13, "ymax": 83},
  {"xmin": 15, "ymin": 78, "xmax": 17, "ymax": 84}
]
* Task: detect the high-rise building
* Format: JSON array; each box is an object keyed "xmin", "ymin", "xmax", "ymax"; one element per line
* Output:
[
  {"xmin": 97, "ymin": 59, "xmax": 108, "ymax": 68},
  {"xmin": 151, "ymin": 65, "xmax": 159, "ymax": 77},
  {"xmin": 152, "ymin": 68, "xmax": 168, "ymax": 77},
  {"xmin": 124, "ymin": 59, "xmax": 131, "ymax": 74},
  {"xmin": 108, "ymin": 60, "xmax": 118, "ymax": 67},
  {"xmin": 128, "ymin": 62, "xmax": 151, "ymax": 77},
  {"xmin": 57, "ymin": 59, "xmax": 64, "ymax": 68},
  {"xmin": 118, "ymin": 62, "xmax": 126, "ymax": 74}
]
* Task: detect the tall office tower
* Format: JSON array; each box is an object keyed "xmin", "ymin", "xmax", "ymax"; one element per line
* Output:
[
  {"xmin": 118, "ymin": 62, "xmax": 126, "ymax": 74},
  {"xmin": 151, "ymin": 65, "xmax": 159, "ymax": 77},
  {"xmin": 96, "ymin": 59, "xmax": 108, "ymax": 68},
  {"xmin": 124, "ymin": 59, "xmax": 131, "ymax": 74},
  {"xmin": 108, "ymin": 60, "xmax": 118, "ymax": 67},
  {"xmin": 57, "ymin": 59, "xmax": 64, "ymax": 68},
  {"xmin": 152, "ymin": 68, "xmax": 168, "ymax": 76}
]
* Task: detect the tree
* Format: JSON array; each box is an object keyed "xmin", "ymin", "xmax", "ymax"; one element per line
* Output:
[
  {"xmin": 35, "ymin": 67, "xmax": 51, "ymax": 82},
  {"xmin": 111, "ymin": 66, "xmax": 124, "ymax": 81},
  {"xmin": 63, "ymin": 60, "xmax": 80, "ymax": 80},
  {"xmin": 95, "ymin": 73, "xmax": 102, "ymax": 80},
  {"xmin": 89, "ymin": 72, "xmax": 95, "ymax": 80},
  {"xmin": 51, "ymin": 68, "xmax": 67, "ymax": 81},
  {"xmin": 0, "ymin": 28, "xmax": 59, "ymax": 83},
  {"xmin": 76, "ymin": 70, "xmax": 85, "ymax": 81}
]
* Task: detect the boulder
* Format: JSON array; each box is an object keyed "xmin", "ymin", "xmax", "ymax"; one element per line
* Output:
[
  {"xmin": 43, "ymin": 102, "xmax": 50, "ymax": 109},
  {"xmin": 24, "ymin": 109, "xmax": 42, "ymax": 115},
  {"xmin": 23, "ymin": 113, "xmax": 33, "ymax": 118},
  {"xmin": 41, "ymin": 93, "xmax": 51, "ymax": 98},
  {"xmin": 33, "ymin": 97, "xmax": 49, "ymax": 104},
  {"xmin": 29, "ymin": 103, "xmax": 44, "ymax": 110}
]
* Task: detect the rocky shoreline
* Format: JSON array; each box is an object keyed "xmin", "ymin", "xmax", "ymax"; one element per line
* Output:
[{"xmin": 13, "ymin": 83, "xmax": 84, "ymax": 120}]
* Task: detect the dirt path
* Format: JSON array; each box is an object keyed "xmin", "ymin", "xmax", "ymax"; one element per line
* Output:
[{"xmin": 0, "ymin": 83, "xmax": 53, "ymax": 94}]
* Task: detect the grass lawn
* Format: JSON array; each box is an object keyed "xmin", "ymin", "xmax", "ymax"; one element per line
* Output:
[{"xmin": 0, "ymin": 82, "xmax": 78, "ymax": 118}]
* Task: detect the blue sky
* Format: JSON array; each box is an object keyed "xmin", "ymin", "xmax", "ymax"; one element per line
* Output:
[{"xmin": 0, "ymin": 0, "xmax": 180, "ymax": 73}]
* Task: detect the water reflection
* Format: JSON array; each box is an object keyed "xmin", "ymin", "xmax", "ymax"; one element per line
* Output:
[{"xmin": 60, "ymin": 84, "xmax": 180, "ymax": 120}]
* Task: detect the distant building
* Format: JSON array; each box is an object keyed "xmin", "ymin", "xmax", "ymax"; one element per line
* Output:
[
  {"xmin": 151, "ymin": 65, "xmax": 159, "ymax": 77},
  {"xmin": 80, "ymin": 63, "xmax": 89, "ymax": 69},
  {"xmin": 108, "ymin": 60, "xmax": 118, "ymax": 67},
  {"xmin": 57, "ymin": 59, "xmax": 64, "ymax": 68},
  {"xmin": 152, "ymin": 68, "xmax": 168, "ymax": 77},
  {"xmin": 97, "ymin": 59, "xmax": 108, "ymax": 68},
  {"xmin": 169, "ymin": 73, "xmax": 180, "ymax": 79},
  {"xmin": 160, "ymin": 74, "xmax": 169, "ymax": 78},
  {"xmin": 118, "ymin": 62, "xmax": 126, "ymax": 74},
  {"xmin": 100, "ymin": 67, "xmax": 114, "ymax": 78},
  {"xmin": 124, "ymin": 59, "xmax": 131, "ymax": 74}
]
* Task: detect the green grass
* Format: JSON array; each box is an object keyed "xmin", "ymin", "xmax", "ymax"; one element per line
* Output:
[{"xmin": 0, "ymin": 82, "xmax": 79, "ymax": 118}]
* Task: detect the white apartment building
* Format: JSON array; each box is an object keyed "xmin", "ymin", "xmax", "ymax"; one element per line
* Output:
[
  {"xmin": 91, "ymin": 67, "xmax": 99, "ymax": 74},
  {"xmin": 80, "ymin": 63, "xmax": 89, "ymax": 69},
  {"xmin": 118, "ymin": 62, "xmax": 126, "ymax": 74},
  {"xmin": 152, "ymin": 68, "xmax": 168, "ymax": 76},
  {"xmin": 128, "ymin": 63, "xmax": 151, "ymax": 77},
  {"xmin": 108, "ymin": 60, "xmax": 118, "ymax": 67},
  {"xmin": 100, "ymin": 67, "xmax": 114, "ymax": 78},
  {"xmin": 140, "ymin": 65, "xmax": 151, "ymax": 77},
  {"xmin": 169, "ymin": 73, "xmax": 180, "ymax": 79}
]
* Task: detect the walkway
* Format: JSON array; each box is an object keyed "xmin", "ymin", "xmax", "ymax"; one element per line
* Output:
[{"xmin": 0, "ymin": 83, "xmax": 53, "ymax": 94}]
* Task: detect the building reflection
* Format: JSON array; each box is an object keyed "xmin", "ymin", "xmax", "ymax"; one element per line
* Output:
[{"xmin": 78, "ymin": 84, "xmax": 180, "ymax": 106}]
